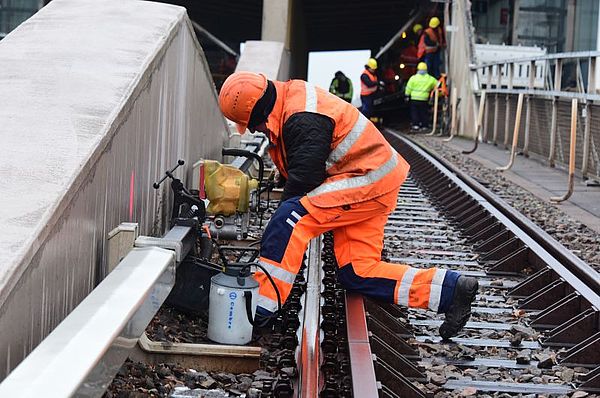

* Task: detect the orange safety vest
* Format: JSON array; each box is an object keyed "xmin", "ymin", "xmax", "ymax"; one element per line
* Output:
[
  {"xmin": 265, "ymin": 80, "xmax": 410, "ymax": 208},
  {"xmin": 360, "ymin": 69, "xmax": 378, "ymax": 96},
  {"xmin": 417, "ymin": 27, "xmax": 443, "ymax": 58}
]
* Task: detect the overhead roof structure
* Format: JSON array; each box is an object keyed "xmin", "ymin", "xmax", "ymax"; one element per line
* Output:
[
  {"xmin": 161, "ymin": 0, "xmax": 263, "ymax": 51},
  {"xmin": 303, "ymin": 0, "xmax": 423, "ymax": 52},
  {"xmin": 159, "ymin": 0, "xmax": 429, "ymax": 53}
]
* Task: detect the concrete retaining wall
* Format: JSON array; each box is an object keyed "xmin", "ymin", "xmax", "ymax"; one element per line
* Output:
[{"xmin": 0, "ymin": 0, "xmax": 228, "ymax": 377}]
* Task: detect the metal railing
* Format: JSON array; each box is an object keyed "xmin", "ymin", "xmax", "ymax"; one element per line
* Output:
[
  {"xmin": 0, "ymin": 246, "xmax": 176, "ymax": 397},
  {"xmin": 465, "ymin": 51, "xmax": 600, "ymax": 200},
  {"xmin": 0, "ymin": 223, "xmax": 198, "ymax": 397}
]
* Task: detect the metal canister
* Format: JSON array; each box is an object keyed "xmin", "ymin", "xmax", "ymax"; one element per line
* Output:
[{"xmin": 207, "ymin": 266, "xmax": 258, "ymax": 345}]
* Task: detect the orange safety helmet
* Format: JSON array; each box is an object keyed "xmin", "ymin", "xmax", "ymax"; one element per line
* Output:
[{"xmin": 219, "ymin": 71, "xmax": 268, "ymax": 133}]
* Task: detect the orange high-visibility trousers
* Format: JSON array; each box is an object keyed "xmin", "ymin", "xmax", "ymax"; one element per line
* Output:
[{"xmin": 254, "ymin": 187, "xmax": 461, "ymax": 315}]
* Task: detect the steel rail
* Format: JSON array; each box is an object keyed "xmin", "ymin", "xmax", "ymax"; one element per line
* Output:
[
  {"xmin": 297, "ymin": 237, "xmax": 323, "ymax": 397},
  {"xmin": 388, "ymin": 130, "xmax": 600, "ymax": 309},
  {"xmin": 340, "ymin": 131, "xmax": 600, "ymax": 395},
  {"xmin": 345, "ymin": 293, "xmax": 379, "ymax": 397},
  {"xmin": 189, "ymin": 19, "xmax": 238, "ymax": 57},
  {"xmin": 0, "ymin": 247, "xmax": 176, "ymax": 397}
]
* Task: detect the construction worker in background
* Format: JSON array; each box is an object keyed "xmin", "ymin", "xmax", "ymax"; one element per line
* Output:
[
  {"xmin": 218, "ymin": 71, "xmax": 479, "ymax": 340},
  {"xmin": 360, "ymin": 58, "xmax": 379, "ymax": 118},
  {"xmin": 405, "ymin": 62, "xmax": 439, "ymax": 132},
  {"xmin": 413, "ymin": 23, "xmax": 423, "ymax": 37},
  {"xmin": 398, "ymin": 25, "xmax": 422, "ymax": 81},
  {"xmin": 417, "ymin": 17, "xmax": 446, "ymax": 78},
  {"xmin": 329, "ymin": 71, "xmax": 353, "ymax": 103}
]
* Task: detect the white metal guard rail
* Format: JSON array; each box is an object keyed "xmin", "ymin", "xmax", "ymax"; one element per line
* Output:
[
  {"xmin": 0, "ymin": 221, "xmax": 198, "ymax": 397},
  {"xmin": 0, "ymin": 246, "xmax": 176, "ymax": 397},
  {"xmin": 462, "ymin": 51, "xmax": 600, "ymax": 199}
]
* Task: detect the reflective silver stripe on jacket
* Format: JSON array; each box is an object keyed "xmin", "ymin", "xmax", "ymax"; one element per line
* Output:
[
  {"xmin": 361, "ymin": 85, "xmax": 377, "ymax": 94},
  {"xmin": 257, "ymin": 294, "xmax": 279, "ymax": 312},
  {"xmin": 258, "ymin": 260, "xmax": 297, "ymax": 285},
  {"xmin": 308, "ymin": 148, "xmax": 399, "ymax": 197},
  {"xmin": 305, "ymin": 82, "xmax": 317, "ymax": 112},
  {"xmin": 427, "ymin": 269, "xmax": 447, "ymax": 312},
  {"xmin": 396, "ymin": 267, "xmax": 418, "ymax": 307},
  {"xmin": 326, "ymin": 113, "xmax": 369, "ymax": 170}
]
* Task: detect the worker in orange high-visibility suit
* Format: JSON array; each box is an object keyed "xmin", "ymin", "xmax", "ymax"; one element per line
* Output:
[
  {"xmin": 417, "ymin": 17, "xmax": 446, "ymax": 78},
  {"xmin": 218, "ymin": 71, "xmax": 478, "ymax": 339},
  {"xmin": 360, "ymin": 58, "xmax": 379, "ymax": 118}
]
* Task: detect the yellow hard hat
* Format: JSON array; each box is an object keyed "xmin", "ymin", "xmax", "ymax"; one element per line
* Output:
[
  {"xmin": 429, "ymin": 17, "xmax": 440, "ymax": 28},
  {"xmin": 366, "ymin": 58, "xmax": 378, "ymax": 69},
  {"xmin": 412, "ymin": 24, "xmax": 423, "ymax": 34},
  {"xmin": 417, "ymin": 62, "xmax": 428, "ymax": 71}
]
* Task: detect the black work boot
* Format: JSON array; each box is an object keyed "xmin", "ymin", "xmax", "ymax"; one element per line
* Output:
[{"xmin": 439, "ymin": 276, "xmax": 478, "ymax": 340}]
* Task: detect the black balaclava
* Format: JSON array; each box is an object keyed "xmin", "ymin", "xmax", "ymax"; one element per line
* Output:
[{"xmin": 248, "ymin": 80, "xmax": 277, "ymax": 130}]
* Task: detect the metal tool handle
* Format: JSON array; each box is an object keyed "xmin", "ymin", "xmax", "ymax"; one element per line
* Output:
[{"xmin": 153, "ymin": 159, "xmax": 185, "ymax": 189}]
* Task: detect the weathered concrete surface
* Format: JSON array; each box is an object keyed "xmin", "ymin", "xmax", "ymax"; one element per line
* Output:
[
  {"xmin": 236, "ymin": 40, "xmax": 290, "ymax": 81},
  {"xmin": 0, "ymin": 0, "xmax": 228, "ymax": 377},
  {"xmin": 224, "ymin": 40, "xmax": 290, "ymax": 138}
]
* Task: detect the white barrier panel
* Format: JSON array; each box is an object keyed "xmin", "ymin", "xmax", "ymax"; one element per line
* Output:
[{"xmin": 0, "ymin": 0, "xmax": 228, "ymax": 378}]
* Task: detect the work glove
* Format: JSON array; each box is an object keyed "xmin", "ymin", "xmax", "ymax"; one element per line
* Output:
[{"xmin": 274, "ymin": 169, "xmax": 286, "ymax": 188}]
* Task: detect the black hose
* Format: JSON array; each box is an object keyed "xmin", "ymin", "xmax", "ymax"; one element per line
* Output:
[
  {"xmin": 244, "ymin": 291, "xmax": 256, "ymax": 326},
  {"xmin": 240, "ymin": 262, "xmax": 282, "ymax": 327},
  {"xmin": 213, "ymin": 238, "xmax": 230, "ymax": 267},
  {"xmin": 222, "ymin": 148, "xmax": 264, "ymax": 182}
]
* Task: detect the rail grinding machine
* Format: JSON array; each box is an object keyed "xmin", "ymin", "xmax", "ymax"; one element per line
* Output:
[{"xmin": 146, "ymin": 140, "xmax": 281, "ymax": 345}]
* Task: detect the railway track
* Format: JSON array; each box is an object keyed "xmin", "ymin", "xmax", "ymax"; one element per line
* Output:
[
  {"xmin": 330, "ymin": 131, "xmax": 600, "ymax": 397},
  {"xmin": 246, "ymin": 130, "xmax": 600, "ymax": 397},
  {"xmin": 103, "ymin": 130, "xmax": 600, "ymax": 397},
  {"xmin": 3, "ymin": 130, "xmax": 599, "ymax": 398}
]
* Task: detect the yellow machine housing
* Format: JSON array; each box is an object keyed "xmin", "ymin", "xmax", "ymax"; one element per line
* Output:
[{"xmin": 203, "ymin": 160, "xmax": 258, "ymax": 216}]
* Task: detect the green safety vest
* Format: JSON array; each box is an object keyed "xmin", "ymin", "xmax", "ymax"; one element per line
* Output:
[
  {"xmin": 329, "ymin": 77, "xmax": 353, "ymax": 101},
  {"xmin": 405, "ymin": 72, "xmax": 438, "ymax": 101}
]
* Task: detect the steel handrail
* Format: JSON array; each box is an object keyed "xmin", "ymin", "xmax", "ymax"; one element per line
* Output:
[
  {"xmin": 0, "ymin": 247, "xmax": 176, "ymax": 397},
  {"xmin": 475, "ymin": 87, "xmax": 600, "ymax": 102},
  {"xmin": 472, "ymin": 50, "xmax": 600, "ymax": 70},
  {"xmin": 551, "ymin": 98, "xmax": 579, "ymax": 202}
]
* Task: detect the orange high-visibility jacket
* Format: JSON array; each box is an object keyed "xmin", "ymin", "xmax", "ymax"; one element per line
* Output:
[
  {"xmin": 265, "ymin": 80, "xmax": 410, "ymax": 208},
  {"xmin": 360, "ymin": 69, "xmax": 378, "ymax": 96},
  {"xmin": 417, "ymin": 27, "xmax": 445, "ymax": 58}
]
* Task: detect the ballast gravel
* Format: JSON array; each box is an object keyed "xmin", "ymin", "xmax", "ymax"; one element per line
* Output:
[{"xmin": 412, "ymin": 135, "xmax": 600, "ymax": 273}]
